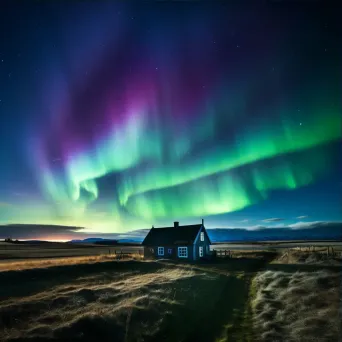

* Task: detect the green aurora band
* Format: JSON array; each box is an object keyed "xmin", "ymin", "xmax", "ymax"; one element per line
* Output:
[
  {"xmin": 40, "ymin": 105, "xmax": 341, "ymax": 221},
  {"xmin": 125, "ymin": 144, "xmax": 334, "ymax": 219},
  {"xmin": 118, "ymin": 109, "xmax": 341, "ymax": 206}
]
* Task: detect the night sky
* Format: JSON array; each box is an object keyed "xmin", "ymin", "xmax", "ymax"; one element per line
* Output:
[{"xmin": 0, "ymin": 2, "xmax": 341, "ymax": 240}]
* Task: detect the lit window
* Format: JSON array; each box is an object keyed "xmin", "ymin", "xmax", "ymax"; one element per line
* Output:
[
  {"xmin": 199, "ymin": 246, "xmax": 203, "ymax": 257},
  {"xmin": 200, "ymin": 232, "xmax": 204, "ymax": 241},
  {"xmin": 178, "ymin": 247, "xmax": 188, "ymax": 258},
  {"xmin": 158, "ymin": 247, "xmax": 164, "ymax": 256},
  {"xmin": 168, "ymin": 248, "xmax": 172, "ymax": 254}
]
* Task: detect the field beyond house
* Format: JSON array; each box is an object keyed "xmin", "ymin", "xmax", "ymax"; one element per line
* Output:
[{"xmin": 0, "ymin": 245, "xmax": 341, "ymax": 341}]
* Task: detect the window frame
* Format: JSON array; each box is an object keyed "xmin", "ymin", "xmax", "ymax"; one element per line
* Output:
[
  {"xmin": 178, "ymin": 246, "xmax": 188, "ymax": 258},
  {"xmin": 157, "ymin": 247, "xmax": 164, "ymax": 256},
  {"xmin": 199, "ymin": 246, "xmax": 204, "ymax": 257},
  {"xmin": 200, "ymin": 232, "xmax": 205, "ymax": 241},
  {"xmin": 168, "ymin": 248, "xmax": 173, "ymax": 254}
]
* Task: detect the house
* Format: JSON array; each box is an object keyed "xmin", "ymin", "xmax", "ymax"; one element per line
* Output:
[{"xmin": 142, "ymin": 220, "xmax": 211, "ymax": 261}]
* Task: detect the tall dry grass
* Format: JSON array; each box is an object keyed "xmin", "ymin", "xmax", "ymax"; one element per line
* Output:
[
  {"xmin": 0, "ymin": 258, "xmax": 251, "ymax": 342},
  {"xmin": 274, "ymin": 249, "xmax": 342, "ymax": 266},
  {"xmin": 252, "ymin": 269, "xmax": 341, "ymax": 342},
  {"xmin": 0, "ymin": 265, "xmax": 197, "ymax": 341}
]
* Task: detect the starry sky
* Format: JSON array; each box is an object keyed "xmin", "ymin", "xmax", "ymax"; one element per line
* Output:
[{"xmin": 0, "ymin": 2, "xmax": 341, "ymax": 240}]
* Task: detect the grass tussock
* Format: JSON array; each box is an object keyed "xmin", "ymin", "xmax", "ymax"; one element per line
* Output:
[
  {"xmin": 251, "ymin": 269, "xmax": 341, "ymax": 342},
  {"xmin": 0, "ymin": 253, "xmax": 143, "ymax": 272}
]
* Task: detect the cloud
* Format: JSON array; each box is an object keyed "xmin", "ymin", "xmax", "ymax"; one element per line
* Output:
[
  {"xmin": 240, "ymin": 219, "xmax": 249, "ymax": 223},
  {"xmin": 296, "ymin": 215, "xmax": 308, "ymax": 219},
  {"xmin": 288, "ymin": 221, "xmax": 342, "ymax": 230},
  {"xmin": 247, "ymin": 225, "xmax": 268, "ymax": 230},
  {"xmin": 0, "ymin": 224, "xmax": 84, "ymax": 240},
  {"xmin": 262, "ymin": 218, "xmax": 285, "ymax": 222}
]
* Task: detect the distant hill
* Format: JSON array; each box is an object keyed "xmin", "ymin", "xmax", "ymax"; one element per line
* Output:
[
  {"xmin": 207, "ymin": 225, "xmax": 342, "ymax": 243},
  {"xmin": 69, "ymin": 238, "xmax": 109, "ymax": 243}
]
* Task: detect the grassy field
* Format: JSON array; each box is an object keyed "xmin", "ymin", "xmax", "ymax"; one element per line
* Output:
[
  {"xmin": 0, "ymin": 254, "xmax": 144, "ymax": 272},
  {"xmin": 0, "ymin": 242, "xmax": 142, "ymax": 261},
  {"xmin": 0, "ymin": 249, "xmax": 340, "ymax": 342}
]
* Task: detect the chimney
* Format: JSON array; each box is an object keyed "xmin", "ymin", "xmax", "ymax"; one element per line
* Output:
[
  {"xmin": 202, "ymin": 219, "xmax": 204, "ymax": 225},
  {"xmin": 174, "ymin": 221, "xmax": 179, "ymax": 228},
  {"xmin": 152, "ymin": 225, "xmax": 154, "ymax": 229}
]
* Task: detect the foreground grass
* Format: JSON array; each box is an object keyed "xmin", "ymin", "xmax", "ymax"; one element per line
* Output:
[
  {"xmin": 0, "ymin": 250, "xmax": 339, "ymax": 341},
  {"xmin": 0, "ymin": 258, "xmax": 264, "ymax": 342}
]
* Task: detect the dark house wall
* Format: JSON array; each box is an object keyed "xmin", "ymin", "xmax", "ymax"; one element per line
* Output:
[
  {"xmin": 144, "ymin": 245, "xmax": 194, "ymax": 260},
  {"xmin": 193, "ymin": 226, "xmax": 211, "ymax": 260}
]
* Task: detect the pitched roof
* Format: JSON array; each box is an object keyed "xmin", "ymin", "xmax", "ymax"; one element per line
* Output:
[{"xmin": 142, "ymin": 224, "xmax": 207, "ymax": 246}]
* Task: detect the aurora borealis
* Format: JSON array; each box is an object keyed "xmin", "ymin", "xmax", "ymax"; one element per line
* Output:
[{"xmin": 0, "ymin": 2, "xmax": 341, "ymax": 239}]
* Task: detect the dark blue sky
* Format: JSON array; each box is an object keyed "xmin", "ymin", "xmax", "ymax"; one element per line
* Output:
[{"xmin": 0, "ymin": 1, "xmax": 341, "ymax": 239}]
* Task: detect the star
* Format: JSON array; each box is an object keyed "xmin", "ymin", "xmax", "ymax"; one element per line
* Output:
[{"xmin": 299, "ymin": 123, "xmax": 302, "ymax": 126}]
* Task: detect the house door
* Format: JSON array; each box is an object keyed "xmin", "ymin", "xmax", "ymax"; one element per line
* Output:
[{"xmin": 199, "ymin": 246, "xmax": 203, "ymax": 257}]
